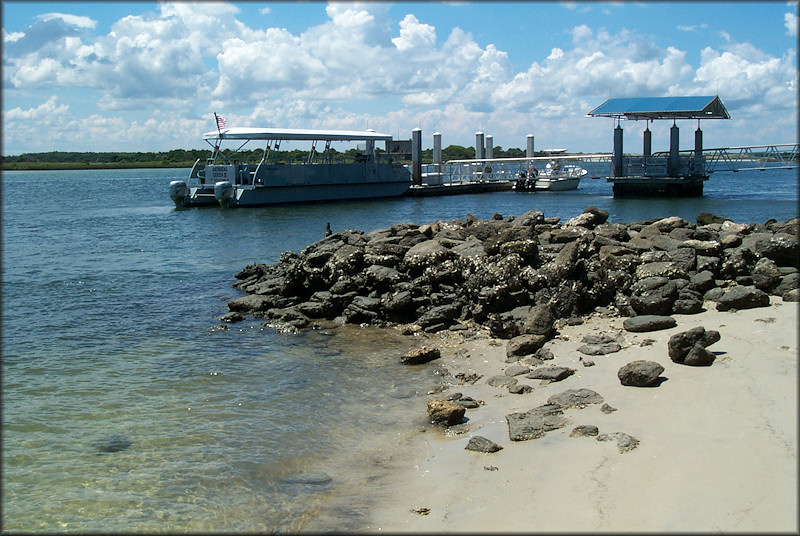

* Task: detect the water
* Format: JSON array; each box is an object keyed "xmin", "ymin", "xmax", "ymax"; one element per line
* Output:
[{"xmin": 2, "ymin": 166, "xmax": 797, "ymax": 531}]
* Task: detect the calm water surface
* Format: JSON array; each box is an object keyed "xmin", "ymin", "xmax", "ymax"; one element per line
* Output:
[{"xmin": 2, "ymin": 166, "xmax": 797, "ymax": 531}]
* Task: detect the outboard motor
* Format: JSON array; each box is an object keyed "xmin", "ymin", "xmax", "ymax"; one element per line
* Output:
[
  {"xmin": 214, "ymin": 180, "xmax": 235, "ymax": 208},
  {"xmin": 169, "ymin": 180, "xmax": 189, "ymax": 208}
]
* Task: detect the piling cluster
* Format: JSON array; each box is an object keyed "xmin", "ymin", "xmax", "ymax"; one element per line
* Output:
[{"xmin": 223, "ymin": 207, "xmax": 799, "ymax": 337}]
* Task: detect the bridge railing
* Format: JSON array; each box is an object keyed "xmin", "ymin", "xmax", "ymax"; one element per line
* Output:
[
  {"xmin": 703, "ymin": 143, "xmax": 798, "ymax": 172},
  {"xmin": 420, "ymin": 154, "xmax": 612, "ymax": 185}
]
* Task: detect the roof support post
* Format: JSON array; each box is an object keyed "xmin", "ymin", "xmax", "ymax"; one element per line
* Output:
[
  {"xmin": 643, "ymin": 125, "xmax": 652, "ymax": 157},
  {"xmin": 612, "ymin": 123, "xmax": 624, "ymax": 177},
  {"xmin": 411, "ymin": 128, "xmax": 422, "ymax": 185},
  {"xmin": 668, "ymin": 122, "xmax": 680, "ymax": 177}
]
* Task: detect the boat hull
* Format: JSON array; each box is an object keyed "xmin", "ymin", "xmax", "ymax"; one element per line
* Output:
[
  {"xmin": 533, "ymin": 177, "xmax": 581, "ymax": 191},
  {"xmin": 173, "ymin": 161, "xmax": 411, "ymax": 208}
]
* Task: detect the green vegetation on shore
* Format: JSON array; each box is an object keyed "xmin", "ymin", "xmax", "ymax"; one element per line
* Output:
[{"xmin": 2, "ymin": 145, "xmax": 534, "ymax": 171}]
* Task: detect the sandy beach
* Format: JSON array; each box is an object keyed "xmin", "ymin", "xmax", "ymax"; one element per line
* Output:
[{"xmin": 363, "ymin": 297, "xmax": 797, "ymax": 532}]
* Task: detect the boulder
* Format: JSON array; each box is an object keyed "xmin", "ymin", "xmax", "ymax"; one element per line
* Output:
[
  {"xmin": 506, "ymin": 404, "xmax": 569, "ymax": 441},
  {"xmin": 465, "ymin": 436, "xmax": 503, "ymax": 453},
  {"xmin": 427, "ymin": 399, "xmax": 466, "ymax": 426},
  {"xmin": 506, "ymin": 334, "xmax": 548, "ymax": 359},
  {"xmin": 400, "ymin": 346, "xmax": 441, "ymax": 365},
  {"xmin": 716, "ymin": 285, "xmax": 770, "ymax": 311},
  {"xmin": 525, "ymin": 366, "xmax": 575, "ymax": 382},
  {"xmin": 667, "ymin": 327, "xmax": 721, "ymax": 363},
  {"xmin": 570, "ymin": 425, "xmax": 599, "ymax": 437},
  {"xmin": 546, "ymin": 388, "xmax": 603, "ymax": 409},
  {"xmin": 630, "ymin": 276, "xmax": 678, "ymax": 315},
  {"xmin": 622, "ymin": 315, "xmax": 677, "ymax": 332},
  {"xmin": 683, "ymin": 343, "xmax": 716, "ymax": 366},
  {"xmin": 617, "ymin": 360, "xmax": 665, "ymax": 387}
]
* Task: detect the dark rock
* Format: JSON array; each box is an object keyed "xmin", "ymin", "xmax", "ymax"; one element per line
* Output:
[
  {"xmin": 565, "ymin": 206, "xmax": 609, "ymax": 229},
  {"xmin": 506, "ymin": 404, "xmax": 568, "ymax": 441},
  {"xmin": 505, "ymin": 365, "xmax": 531, "ymax": 377},
  {"xmin": 720, "ymin": 247, "xmax": 758, "ymax": 280},
  {"xmin": 96, "ymin": 434, "xmax": 131, "ymax": 453},
  {"xmin": 697, "ymin": 212, "xmax": 729, "ymax": 225},
  {"xmin": 752, "ymin": 257, "xmax": 781, "ymax": 291},
  {"xmin": 427, "ymin": 399, "xmax": 466, "ymax": 426},
  {"xmin": 570, "ymin": 425, "xmax": 599, "ymax": 437},
  {"xmin": 417, "ymin": 303, "xmax": 461, "ymax": 328},
  {"xmin": 506, "ymin": 334, "xmax": 548, "ymax": 358},
  {"xmin": 630, "ymin": 276, "xmax": 678, "ymax": 315},
  {"xmin": 577, "ymin": 342, "xmax": 621, "ymax": 355},
  {"xmin": 465, "ymin": 436, "xmax": 503, "ymax": 453},
  {"xmin": 596, "ymin": 432, "xmax": 639, "ymax": 453},
  {"xmin": 672, "ymin": 288, "xmax": 704, "ymax": 314},
  {"xmin": 773, "ymin": 272, "xmax": 800, "ymax": 296},
  {"xmin": 546, "ymin": 388, "xmax": 603, "ymax": 409},
  {"xmin": 622, "ymin": 315, "xmax": 677, "ymax": 332},
  {"xmin": 400, "ymin": 346, "xmax": 441, "ymax": 365},
  {"xmin": 220, "ymin": 312, "xmax": 245, "ymax": 323},
  {"xmin": 617, "ymin": 360, "xmax": 665, "ymax": 387},
  {"xmin": 683, "ymin": 343, "xmax": 716, "ymax": 366},
  {"xmin": 716, "ymin": 285, "xmax": 770, "ymax": 311},
  {"xmin": 525, "ymin": 366, "xmax": 575, "ymax": 382},
  {"xmin": 668, "ymin": 327, "xmax": 721, "ymax": 363},
  {"xmin": 522, "ymin": 304, "xmax": 557, "ymax": 338},
  {"xmin": 689, "ymin": 270, "xmax": 716, "ymax": 293},
  {"xmin": 487, "ymin": 375, "xmax": 518, "ymax": 388},
  {"xmin": 754, "ymin": 233, "xmax": 800, "ymax": 267},
  {"xmin": 600, "ymin": 403, "xmax": 617, "ymax": 414},
  {"xmin": 783, "ymin": 289, "xmax": 800, "ymax": 301},
  {"xmin": 508, "ymin": 383, "xmax": 533, "ymax": 394}
]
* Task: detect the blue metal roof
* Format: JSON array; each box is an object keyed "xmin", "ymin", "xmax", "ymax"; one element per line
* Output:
[{"xmin": 587, "ymin": 96, "xmax": 730, "ymax": 120}]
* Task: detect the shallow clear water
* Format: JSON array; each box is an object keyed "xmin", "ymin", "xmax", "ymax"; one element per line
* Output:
[{"xmin": 2, "ymin": 166, "xmax": 797, "ymax": 531}]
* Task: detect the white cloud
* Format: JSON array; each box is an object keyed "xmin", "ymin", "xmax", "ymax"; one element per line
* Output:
[
  {"xmin": 392, "ymin": 14, "xmax": 436, "ymax": 51},
  {"xmin": 786, "ymin": 10, "xmax": 798, "ymax": 36},
  {"xmin": 37, "ymin": 12, "xmax": 97, "ymax": 29}
]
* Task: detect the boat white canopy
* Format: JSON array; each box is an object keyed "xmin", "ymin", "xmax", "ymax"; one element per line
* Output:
[{"xmin": 203, "ymin": 127, "xmax": 394, "ymax": 142}]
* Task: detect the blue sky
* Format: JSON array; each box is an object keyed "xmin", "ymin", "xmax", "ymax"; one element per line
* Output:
[{"xmin": 2, "ymin": 1, "xmax": 797, "ymax": 155}]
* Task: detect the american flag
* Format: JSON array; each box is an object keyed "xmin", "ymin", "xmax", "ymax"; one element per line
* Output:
[{"xmin": 216, "ymin": 114, "xmax": 227, "ymax": 130}]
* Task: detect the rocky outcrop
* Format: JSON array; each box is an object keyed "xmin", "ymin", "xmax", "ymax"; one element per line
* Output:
[{"xmin": 227, "ymin": 210, "xmax": 798, "ymax": 334}]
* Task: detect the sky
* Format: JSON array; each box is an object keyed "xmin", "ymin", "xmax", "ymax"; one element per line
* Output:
[{"xmin": 2, "ymin": 1, "xmax": 797, "ymax": 155}]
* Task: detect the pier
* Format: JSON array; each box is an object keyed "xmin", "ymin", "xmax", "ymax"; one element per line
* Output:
[
  {"xmin": 403, "ymin": 96, "xmax": 796, "ymax": 198},
  {"xmin": 588, "ymin": 96, "xmax": 729, "ymax": 197}
]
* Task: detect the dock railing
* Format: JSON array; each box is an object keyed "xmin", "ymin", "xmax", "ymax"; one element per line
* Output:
[
  {"xmin": 420, "ymin": 154, "xmax": 613, "ymax": 185},
  {"xmin": 703, "ymin": 143, "xmax": 798, "ymax": 172}
]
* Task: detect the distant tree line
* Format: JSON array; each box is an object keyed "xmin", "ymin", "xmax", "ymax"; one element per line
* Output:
[{"xmin": 2, "ymin": 144, "xmax": 532, "ymax": 170}]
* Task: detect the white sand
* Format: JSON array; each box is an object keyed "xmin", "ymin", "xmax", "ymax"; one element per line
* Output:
[{"xmin": 365, "ymin": 298, "xmax": 798, "ymax": 532}]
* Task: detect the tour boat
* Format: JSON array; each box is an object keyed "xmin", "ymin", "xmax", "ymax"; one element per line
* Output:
[{"xmin": 169, "ymin": 127, "xmax": 412, "ymax": 208}]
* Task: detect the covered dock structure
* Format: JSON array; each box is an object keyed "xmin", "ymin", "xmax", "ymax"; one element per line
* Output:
[{"xmin": 588, "ymin": 96, "xmax": 730, "ymax": 196}]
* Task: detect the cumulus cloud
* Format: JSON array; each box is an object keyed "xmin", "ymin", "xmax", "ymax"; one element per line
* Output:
[
  {"xmin": 392, "ymin": 14, "xmax": 436, "ymax": 51},
  {"xmin": 786, "ymin": 10, "xmax": 798, "ymax": 36}
]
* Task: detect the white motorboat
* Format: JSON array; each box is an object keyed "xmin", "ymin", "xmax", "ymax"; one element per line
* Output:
[
  {"xmin": 514, "ymin": 160, "xmax": 587, "ymax": 191},
  {"xmin": 169, "ymin": 127, "xmax": 412, "ymax": 208}
]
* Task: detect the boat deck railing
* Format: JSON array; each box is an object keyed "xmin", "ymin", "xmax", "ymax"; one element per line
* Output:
[{"xmin": 186, "ymin": 153, "xmax": 403, "ymax": 187}]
